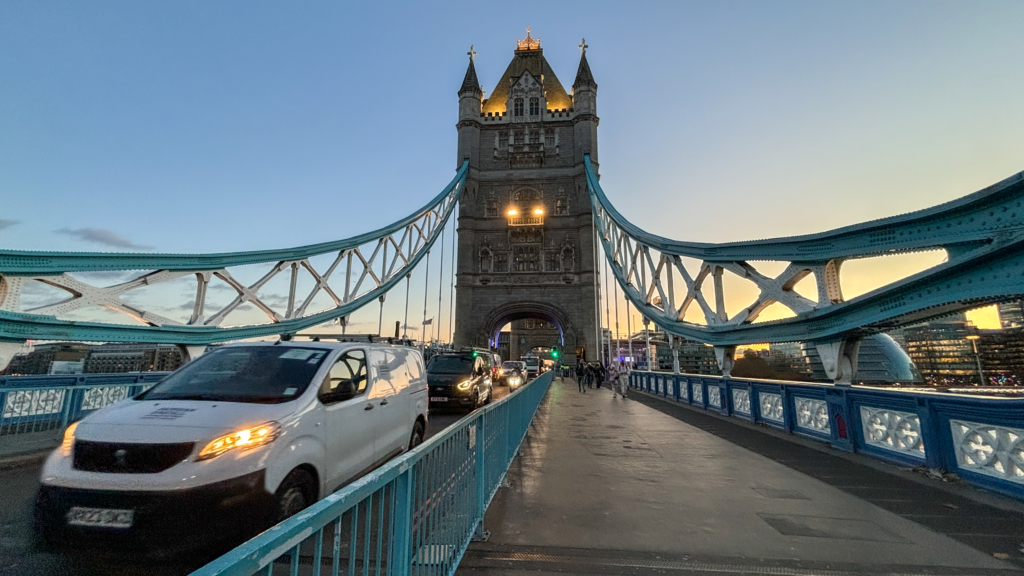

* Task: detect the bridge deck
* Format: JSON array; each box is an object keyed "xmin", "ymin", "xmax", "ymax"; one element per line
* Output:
[{"xmin": 458, "ymin": 378, "xmax": 1023, "ymax": 575}]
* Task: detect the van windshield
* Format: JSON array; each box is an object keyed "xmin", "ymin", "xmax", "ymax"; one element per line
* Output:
[
  {"xmin": 501, "ymin": 362, "xmax": 519, "ymax": 370},
  {"xmin": 427, "ymin": 355, "xmax": 473, "ymax": 374},
  {"xmin": 138, "ymin": 346, "xmax": 329, "ymax": 404},
  {"xmin": 524, "ymin": 358, "xmax": 539, "ymax": 366}
]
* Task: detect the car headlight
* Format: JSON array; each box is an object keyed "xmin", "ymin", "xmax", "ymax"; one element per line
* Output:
[
  {"xmin": 60, "ymin": 422, "xmax": 79, "ymax": 457},
  {"xmin": 197, "ymin": 422, "xmax": 281, "ymax": 461},
  {"xmin": 456, "ymin": 380, "xmax": 472, "ymax": 391},
  {"xmin": 498, "ymin": 369, "xmax": 505, "ymax": 375}
]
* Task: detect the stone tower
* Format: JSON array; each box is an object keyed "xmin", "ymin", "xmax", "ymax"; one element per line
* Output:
[{"xmin": 453, "ymin": 32, "xmax": 600, "ymax": 365}]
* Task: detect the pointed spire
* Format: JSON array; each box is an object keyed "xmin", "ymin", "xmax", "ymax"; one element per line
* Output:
[
  {"xmin": 573, "ymin": 40, "xmax": 596, "ymax": 90},
  {"xmin": 460, "ymin": 45, "xmax": 481, "ymax": 94}
]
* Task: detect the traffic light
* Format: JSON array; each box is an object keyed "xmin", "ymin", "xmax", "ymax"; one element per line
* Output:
[{"xmin": 550, "ymin": 347, "xmax": 560, "ymax": 360}]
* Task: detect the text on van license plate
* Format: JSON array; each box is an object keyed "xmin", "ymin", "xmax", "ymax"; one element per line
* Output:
[
  {"xmin": 67, "ymin": 507, "xmax": 134, "ymax": 528},
  {"xmin": 429, "ymin": 397, "xmax": 448, "ymax": 402}
]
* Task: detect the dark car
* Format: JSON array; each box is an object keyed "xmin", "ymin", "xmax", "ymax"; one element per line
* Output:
[
  {"xmin": 426, "ymin": 352, "xmax": 493, "ymax": 412},
  {"xmin": 497, "ymin": 361, "xmax": 527, "ymax": 388}
]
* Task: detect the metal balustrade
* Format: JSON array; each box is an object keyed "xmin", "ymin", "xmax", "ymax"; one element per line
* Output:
[
  {"xmin": 0, "ymin": 372, "xmax": 168, "ymax": 457},
  {"xmin": 191, "ymin": 371, "xmax": 554, "ymax": 576},
  {"xmin": 630, "ymin": 370, "xmax": 1024, "ymax": 500}
]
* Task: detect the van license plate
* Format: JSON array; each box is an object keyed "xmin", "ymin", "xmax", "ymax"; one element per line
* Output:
[
  {"xmin": 430, "ymin": 397, "xmax": 448, "ymax": 402},
  {"xmin": 67, "ymin": 507, "xmax": 134, "ymax": 529}
]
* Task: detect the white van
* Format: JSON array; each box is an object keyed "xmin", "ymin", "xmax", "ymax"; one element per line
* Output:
[{"xmin": 34, "ymin": 341, "xmax": 428, "ymax": 550}]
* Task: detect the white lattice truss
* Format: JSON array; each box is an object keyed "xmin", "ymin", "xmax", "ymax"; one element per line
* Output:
[
  {"xmin": 594, "ymin": 202, "xmax": 841, "ymax": 332},
  {"xmin": 0, "ymin": 195, "xmax": 455, "ymax": 332}
]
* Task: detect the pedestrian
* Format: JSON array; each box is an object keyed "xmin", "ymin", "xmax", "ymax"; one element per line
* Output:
[
  {"xmin": 577, "ymin": 363, "xmax": 587, "ymax": 393},
  {"xmin": 619, "ymin": 361, "xmax": 631, "ymax": 398},
  {"xmin": 597, "ymin": 363, "xmax": 606, "ymax": 389},
  {"xmin": 610, "ymin": 363, "xmax": 621, "ymax": 397}
]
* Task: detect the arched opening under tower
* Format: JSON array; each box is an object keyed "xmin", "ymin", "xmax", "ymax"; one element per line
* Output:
[{"xmin": 476, "ymin": 301, "xmax": 580, "ymax": 365}]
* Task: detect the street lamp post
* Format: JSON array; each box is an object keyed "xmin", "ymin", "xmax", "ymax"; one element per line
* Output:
[{"xmin": 966, "ymin": 335, "xmax": 985, "ymax": 386}]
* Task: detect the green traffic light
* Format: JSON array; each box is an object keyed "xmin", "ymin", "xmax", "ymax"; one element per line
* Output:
[{"xmin": 551, "ymin": 349, "xmax": 559, "ymax": 359}]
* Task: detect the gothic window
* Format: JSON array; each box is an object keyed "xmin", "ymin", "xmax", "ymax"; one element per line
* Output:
[
  {"xmin": 494, "ymin": 252, "xmax": 508, "ymax": 272},
  {"xmin": 525, "ymin": 319, "xmax": 536, "ymax": 329},
  {"xmin": 498, "ymin": 132, "xmax": 508, "ymax": 149},
  {"xmin": 554, "ymin": 198, "xmax": 567, "ymax": 215},
  {"xmin": 529, "ymin": 97, "xmax": 539, "ymax": 116},
  {"xmin": 529, "ymin": 131, "xmax": 539, "ymax": 144},
  {"xmin": 546, "ymin": 252, "xmax": 560, "ymax": 272},
  {"xmin": 513, "ymin": 246, "xmax": 540, "ymax": 272},
  {"xmin": 545, "ymin": 131, "xmax": 555, "ymax": 147},
  {"xmin": 514, "ymin": 132, "xmax": 524, "ymax": 145},
  {"xmin": 514, "ymin": 98, "xmax": 524, "ymax": 117},
  {"xmin": 484, "ymin": 197, "xmax": 498, "ymax": 218},
  {"xmin": 561, "ymin": 246, "xmax": 575, "ymax": 272}
]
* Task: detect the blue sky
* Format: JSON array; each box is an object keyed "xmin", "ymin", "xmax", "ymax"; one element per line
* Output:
[{"xmin": 2, "ymin": 1, "xmax": 1023, "ymax": 336}]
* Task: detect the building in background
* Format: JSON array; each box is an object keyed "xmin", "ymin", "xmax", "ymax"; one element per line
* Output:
[
  {"xmin": 901, "ymin": 315, "xmax": 979, "ymax": 385},
  {"xmin": 655, "ymin": 338, "xmax": 721, "ymax": 375},
  {"xmin": 2, "ymin": 342, "xmax": 183, "ymax": 375},
  {"xmin": 84, "ymin": 343, "xmax": 183, "ymax": 374},
  {"xmin": 3, "ymin": 343, "xmax": 90, "ymax": 376},
  {"xmin": 998, "ymin": 299, "xmax": 1024, "ymax": 329},
  {"xmin": 977, "ymin": 327, "xmax": 1024, "ymax": 385}
]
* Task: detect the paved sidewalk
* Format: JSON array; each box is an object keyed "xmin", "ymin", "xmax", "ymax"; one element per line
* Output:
[{"xmin": 457, "ymin": 378, "xmax": 1020, "ymax": 575}]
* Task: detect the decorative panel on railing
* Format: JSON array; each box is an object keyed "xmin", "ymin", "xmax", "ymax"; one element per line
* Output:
[
  {"xmin": 950, "ymin": 420, "xmax": 1024, "ymax": 485},
  {"xmin": 860, "ymin": 407, "xmax": 926, "ymax": 460},
  {"xmin": 732, "ymin": 388, "xmax": 751, "ymax": 416},
  {"xmin": 794, "ymin": 397, "xmax": 830, "ymax": 435},
  {"xmin": 759, "ymin": 392, "xmax": 784, "ymax": 424}
]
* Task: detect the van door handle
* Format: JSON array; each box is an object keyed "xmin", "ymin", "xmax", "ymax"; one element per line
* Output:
[{"xmin": 364, "ymin": 404, "xmax": 374, "ymax": 411}]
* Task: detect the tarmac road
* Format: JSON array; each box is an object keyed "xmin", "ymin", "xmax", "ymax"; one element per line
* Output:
[{"xmin": 0, "ymin": 384, "xmax": 510, "ymax": 576}]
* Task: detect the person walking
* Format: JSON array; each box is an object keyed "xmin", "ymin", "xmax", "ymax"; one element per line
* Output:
[
  {"xmin": 619, "ymin": 361, "xmax": 631, "ymax": 398},
  {"xmin": 610, "ymin": 363, "xmax": 621, "ymax": 398},
  {"xmin": 577, "ymin": 362, "xmax": 587, "ymax": 393}
]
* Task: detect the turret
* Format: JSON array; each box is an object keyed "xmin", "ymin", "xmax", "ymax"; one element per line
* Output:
[
  {"xmin": 572, "ymin": 39, "xmax": 599, "ymax": 164},
  {"xmin": 457, "ymin": 46, "xmax": 483, "ymax": 168}
]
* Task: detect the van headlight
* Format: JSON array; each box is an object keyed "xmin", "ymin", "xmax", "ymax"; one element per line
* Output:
[
  {"xmin": 197, "ymin": 422, "xmax": 281, "ymax": 461},
  {"xmin": 60, "ymin": 422, "xmax": 79, "ymax": 457},
  {"xmin": 456, "ymin": 380, "xmax": 472, "ymax": 391}
]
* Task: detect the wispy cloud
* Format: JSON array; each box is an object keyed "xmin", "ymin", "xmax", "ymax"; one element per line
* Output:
[
  {"xmin": 56, "ymin": 227, "xmax": 152, "ymax": 250},
  {"xmin": 0, "ymin": 219, "xmax": 19, "ymax": 230}
]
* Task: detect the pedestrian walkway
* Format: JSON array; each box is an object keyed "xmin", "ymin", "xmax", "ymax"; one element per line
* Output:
[{"xmin": 457, "ymin": 378, "xmax": 1020, "ymax": 575}]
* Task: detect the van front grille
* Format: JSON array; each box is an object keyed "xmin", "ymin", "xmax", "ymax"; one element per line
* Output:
[{"xmin": 73, "ymin": 440, "xmax": 195, "ymax": 474}]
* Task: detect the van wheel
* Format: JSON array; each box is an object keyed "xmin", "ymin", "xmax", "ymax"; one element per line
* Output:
[
  {"xmin": 409, "ymin": 420, "xmax": 425, "ymax": 450},
  {"xmin": 483, "ymin": 387, "xmax": 492, "ymax": 405},
  {"xmin": 275, "ymin": 469, "xmax": 316, "ymax": 523}
]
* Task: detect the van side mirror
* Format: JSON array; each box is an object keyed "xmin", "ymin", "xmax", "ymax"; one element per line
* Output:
[{"xmin": 320, "ymin": 380, "xmax": 356, "ymax": 404}]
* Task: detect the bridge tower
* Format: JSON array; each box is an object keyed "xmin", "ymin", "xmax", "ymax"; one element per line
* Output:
[{"xmin": 453, "ymin": 31, "xmax": 600, "ymax": 365}]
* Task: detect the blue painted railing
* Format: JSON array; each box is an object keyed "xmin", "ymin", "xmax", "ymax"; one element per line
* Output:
[
  {"xmin": 0, "ymin": 373, "xmax": 168, "ymax": 457},
  {"xmin": 630, "ymin": 370, "xmax": 1024, "ymax": 500},
  {"xmin": 190, "ymin": 371, "xmax": 554, "ymax": 576}
]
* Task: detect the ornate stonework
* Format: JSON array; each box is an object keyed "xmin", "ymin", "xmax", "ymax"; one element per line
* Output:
[{"xmin": 454, "ymin": 36, "xmax": 600, "ymax": 363}]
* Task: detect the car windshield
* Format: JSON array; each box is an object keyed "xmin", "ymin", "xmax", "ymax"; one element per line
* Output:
[
  {"xmin": 427, "ymin": 355, "xmax": 473, "ymax": 374},
  {"xmin": 502, "ymin": 362, "xmax": 519, "ymax": 370},
  {"xmin": 138, "ymin": 346, "xmax": 329, "ymax": 404},
  {"xmin": 524, "ymin": 358, "xmax": 538, "ymax": 365}
]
